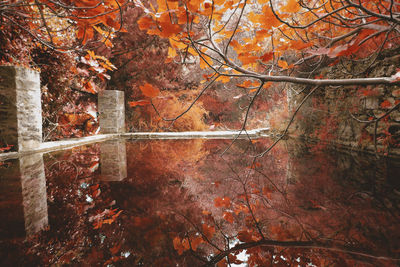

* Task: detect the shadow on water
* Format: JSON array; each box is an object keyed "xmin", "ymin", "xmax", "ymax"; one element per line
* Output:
[{"xmin": 0, "ymin": 138, "xmax": 399, "ymax": 266}]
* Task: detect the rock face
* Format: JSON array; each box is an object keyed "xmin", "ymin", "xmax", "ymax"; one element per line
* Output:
[
  {"xmin": 288, "ymin": 49, "xmax": 400, "ymax": 155},
  {"xmin": 98, "ymin": 90, "xmax": 125, "ymax": 134},
  {"xmin": 0, "ymin": 66, "xmax": 42, "ymax": 151}
]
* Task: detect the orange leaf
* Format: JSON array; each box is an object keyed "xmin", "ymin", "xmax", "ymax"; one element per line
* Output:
[
  {"xmin": 191, "ymin": 236, "xmax": 203, "ymax": 251},
  {"xmin": 282, "ymin": 0, "xmax": 300, "ymax": 13},
  {"xmin": 217, "ymin": 259, "xmax": 227, "ymax": 267},
  {"xmin": 264, "ymin": 82, "xmax": 272, "ymax": 89},
  {"xmin": 262, "ymin": 187, "xmax": 272, "ymax": 198},
  {"xmin": 182, "ymin": 238, "xmax": 190, "ymax": 251},
  {"xmin": 217, "ymin": 75, "xmax": 230, "ymax": 83},
  {"xmin": 380, "ymin": 100, "xmax": 392, "ymax": 109},
  {"xmin": 168, "ymin": 47, "xmax": 177, "ymax": 58},
  {"xmin": 237, "ymin": 230, "xmax": 253, "ymax": 242},
  {"xmin": 202, "ymin": 209, "xmax": 211, "ymax": 215},
  {"xmin": 139, "ymin": 83, "xmax": 160, "ymax": 98},
  {"xmin": 110, "ymin": 243, "xmax": 121, "ymax": 255},
  {"xmin": 202, "ymin": 224, "xmax": 215, "ymax": 239},
  {"xmin": 238, "ymin": 53, "xmax": 258, "ymax": 65},
  {"xmin": 289, "ymin": 40, "xmax": 313, "ymax": 50},
  {"xmin": 223, "ymin": 212, "xmax": 234, "ymax": 223},
  {"xmin": 234, "ymin": 203, "xmax": 249, "ymax": 215},
  {"xmin": 84, "ymin": 81, "xmax": 97, "ymax": 94},
  {"xmin": 236, "ymin": 80, "xmax": 252, "ymax": 88},
  {"xmin": 170, "ymin": 38, "xmax": 187, "ymax": 49},
  {"xmin": 214, "ymin": 196, "xmax": 231, "ymax": 208},
  {"xmin": 112, "ymin": 210, "xmax": 123, "ymax": 220},
  {"xmin": 128, "ymin": 100, "xmax": 151, "ymax": 107},
  {"xmin": 158, "ymin": 13, "xmax": 181, "ymax": 37},
  {"xmin": 230, "ymin": 39, "xmax": 241, "ymax": 50},
  {"xmin": 0, "ymin": 144, "xmax": 13, "ymax": 152},
  {"xmin": 173, "ymin": 237, "xmax": 184, "ymax": 255},
  {"xmin": 199, "ymin": 57, "xmax": 209, "ymax": 69},
  {"xmin": 278, "ymin": 60, "xmax": 288, "ymax": 69},
  {"xmin": 137, "ymin": 16, "xmax": 155, "ymax": 30},
  {"xmin": 260, "ymin": 52, "xmax": 273, "ymax": 62}
]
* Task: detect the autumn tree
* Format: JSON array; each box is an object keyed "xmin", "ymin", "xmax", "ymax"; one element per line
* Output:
[
  {"xmin": 134, "ymin": 0, "xmax": 400, "ymax": 153},
  {"xmin": 0, "ymin": 0, "xmax": 126, "ymax": 140},
  {"xmin": 93, "ymin": 5, "xmax": 209, "ymax": 131}
]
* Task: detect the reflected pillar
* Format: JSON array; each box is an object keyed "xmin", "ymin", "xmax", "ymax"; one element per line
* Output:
[
  {"xmin": 20, "ymin": 153, "xmax": 48, "ymax": 236},
  {"xmin": 100, "ymin": 140, "xmax": 127, "ymax": 181},
  {"xmin": 0, "ymin": 153, "xmax": 48, "ymax": 239}
]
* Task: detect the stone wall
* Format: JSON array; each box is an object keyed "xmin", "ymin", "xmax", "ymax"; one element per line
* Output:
[
  {"xmin": 0, "ymin": 66, "xmax": 42, "ymax": 151},
  {"xmin": 288, "ymin": 49, "xmax": 400, "ymax": 156},
  {"xmin": 98, "ymin": 90, "xmax": 125, "ymax": 134}
]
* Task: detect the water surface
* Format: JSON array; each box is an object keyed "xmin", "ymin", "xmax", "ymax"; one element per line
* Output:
[{"xmin": 0, "ymin": 138, "xmax": 399, "ymax": 266}]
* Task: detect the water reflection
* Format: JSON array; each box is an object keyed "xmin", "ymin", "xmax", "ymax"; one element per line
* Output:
[
  {"xmin": 0, "ymin": 153, "xmax": 48, "ymax": 240},
  {"xmin": 20, "ymin": 154, "xmax": 48, "ymax": 237},
  {"xmin": 0, "ymin": 139, "xmax": 399, "ymax": 266},
  {"xmin": 100, "ymin": 140, "xmax": 127, "ymax": 181}
]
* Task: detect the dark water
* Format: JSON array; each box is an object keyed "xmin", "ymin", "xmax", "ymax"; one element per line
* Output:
[{"xmin": 0, "ymin": 138, "xmax": 399, "ymax": 266}]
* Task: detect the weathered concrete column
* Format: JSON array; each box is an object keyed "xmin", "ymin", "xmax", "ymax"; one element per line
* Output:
[
  {"xmin": 98, "ymin": 90, "xmax": 125, "ymax": 134},
  {"xmin": 0, "ymin": 66, "xmax": 42, "ymax": 151},
  {"xmin": 100, "ymin": 140, "xmax": 127, "ymax": 181}
]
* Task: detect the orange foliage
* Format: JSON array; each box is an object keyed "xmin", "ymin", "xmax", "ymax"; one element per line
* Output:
[
  {"xmin": 214, "ymin": 197, "xmax": 231, "ymax": 208},
  {"xmin": 139, "ymin": 82, "xmax": 160, "ymax": 98},
  {"xmin": 132, "ymin": 90, "xmax": 208, "ymax": 131}
]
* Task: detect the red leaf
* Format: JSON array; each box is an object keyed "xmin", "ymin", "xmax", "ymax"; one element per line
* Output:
[
  {"xmin": 237, "ymin": 230, "xmax": 253, "ymax": 242},
  {"xmin": 214, "ymin": 196, "xmax": 231, "ymax": 208},
  {"xmin": 380, "ymin": 100, "xmax": 392, "ymax": 109},
  {"xmin": 202, "ymin": 224, "xmax": 215, "ymax": 239},
  {"xmin": 223, "ymin": 212, "xmax": 234, "ymax": 223},
  {"xmin": 128, "ymin": 100, "xmax": 151, "ymax": 107},
  {"xmin": 260, "ymin": 52, "xmax": 273, "ymax": 62},
  {"xmin": 173, "ymin": 237, "xmax": 185, "ymax": 255},
  {"xmin": 278, "ymin": 60, "xmax": 288, "ymax": 69},
  {"xmin": 191, "ymin": 236, "xmax": 203, "ymax": 251},
  {"xmin": 0, "ymin": 144, "xmax": 13, "ymax": 152},
  {"xmin": 84, "ymin": 81, "xmax": 97, "ymax": 94},
  {"xmin": 139, "ymin": 83, "xmax": 160, "ymax": 98},
  {"xmin": 137, "ymin": 16, "xmax": 155, "ymax": 30},
  {"xmin": 110, "ymin": 243, "xmax": 121, "ymax": 255}
]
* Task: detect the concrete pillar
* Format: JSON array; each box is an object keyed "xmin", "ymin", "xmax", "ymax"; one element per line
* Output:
[
  {"xmin": 98, "ymin": 90, "xmax": 125, "ymax": 134},
  {"xmin": 100, "ymin": 140, "xmax": 127, "ymax": 181},
  {"xmin": 0, "ymin": 66, "xmax": 42, "ymax": 151}
]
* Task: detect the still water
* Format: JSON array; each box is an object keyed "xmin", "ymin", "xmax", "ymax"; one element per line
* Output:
[{"xmin": 0, "ymin": 138, "xmax": 399, "ymax": 266}]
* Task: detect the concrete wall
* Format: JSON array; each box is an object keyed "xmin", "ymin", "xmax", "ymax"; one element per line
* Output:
[{"xmin": 0, "ymin": 66, "xmax": 42, "ymax": 151}]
